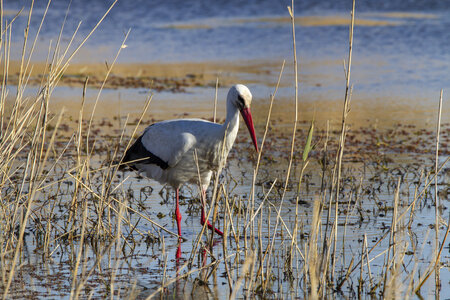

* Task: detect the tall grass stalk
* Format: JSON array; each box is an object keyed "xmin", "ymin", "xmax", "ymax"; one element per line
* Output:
[
  {"xmin": 433, "ymin": 89, "xmax": 443, "ymax": 297},
  {"xmin": 330, "ymin": 0, "xmax": 355, "ymax": 282},
  {"xmin": 413, "ymin": 89, "xmax": 447, "ymax": 296}
]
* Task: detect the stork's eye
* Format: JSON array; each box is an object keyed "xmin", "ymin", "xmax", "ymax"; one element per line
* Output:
[{"xmin": 237, "ymin": 95, "xmax": 245, "ymax": 109}]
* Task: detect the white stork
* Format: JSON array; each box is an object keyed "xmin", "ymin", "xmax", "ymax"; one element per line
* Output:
[{"xmin": 122, "ymin": 84, "xmax": 258, "ymax": 238}]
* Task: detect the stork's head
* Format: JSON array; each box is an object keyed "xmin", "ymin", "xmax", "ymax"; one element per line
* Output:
[
  {"xmin": 228, "ymin": 84, "xmax": 258, "ymax": 152},
  {"xmin": 230, "ymin": 84, "xmax": 252, "ymax": 110}
]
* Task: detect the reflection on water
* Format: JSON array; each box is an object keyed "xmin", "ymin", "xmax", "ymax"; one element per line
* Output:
[{"xmin": 12, "ymin": 135, "xmax": 448, "ymax": 298}]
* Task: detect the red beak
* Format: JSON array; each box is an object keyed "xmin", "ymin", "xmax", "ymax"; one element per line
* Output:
[{"xmin": 240, "ymin": 107, "xmax": 258, "ymax": 152}]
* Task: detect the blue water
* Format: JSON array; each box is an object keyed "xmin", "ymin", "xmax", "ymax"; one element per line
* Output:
[
  {"xmin": 5, "ymin": 0, "xmax": 450, "ymax": 62},
  {"xmin": 4, "ymin": 0, "xmax": 450, "ymax": 112}
]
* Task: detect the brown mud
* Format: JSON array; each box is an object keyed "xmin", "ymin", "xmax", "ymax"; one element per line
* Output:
[{"xmin": 4, "ymin": 60, "xmax": 278, "ymax": 91}]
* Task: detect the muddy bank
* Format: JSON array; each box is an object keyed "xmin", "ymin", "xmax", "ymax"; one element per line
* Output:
[
  {"xmin": 4, "ymin": 60, "xmax": 278, "ymax": 91},
  {"xmin": 4, "ymin": 59, "xmax": 448, "ymax": 132}
]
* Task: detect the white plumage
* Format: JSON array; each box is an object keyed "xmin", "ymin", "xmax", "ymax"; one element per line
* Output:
[
  {"xmin": 122, "ymin": 84, "xmax": 258, "ymax": 237},
  {"xmin": 139, "ymin": 119, "xmax": 234, "ymax": 190}
]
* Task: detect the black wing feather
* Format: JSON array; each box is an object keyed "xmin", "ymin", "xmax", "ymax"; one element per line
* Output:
[{"xmin": 122, "ymin": 135, "xmax": 169, "ymax": 170}]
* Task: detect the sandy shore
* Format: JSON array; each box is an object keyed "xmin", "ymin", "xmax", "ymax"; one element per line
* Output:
[{"xmin": 161, "ymin": 13, "xmax": 439, "ymax": 30}]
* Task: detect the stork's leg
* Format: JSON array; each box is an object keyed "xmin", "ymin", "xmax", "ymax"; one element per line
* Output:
[
  {"xmin": 200, "ymin": 189, "xmax": 224, "ymax": 236},
  {"xmin": 175, "ymin": 188, "xmax": 182, "ymax": 238}
]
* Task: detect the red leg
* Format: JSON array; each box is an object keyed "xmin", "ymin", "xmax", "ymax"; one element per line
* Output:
[
  {"xmin": 200, "ymin": 189, "xmax": 223, "ymax": 236},
  {"xmin": 175, "ymin": 188, "xmax": 182, "ymax": 238}
]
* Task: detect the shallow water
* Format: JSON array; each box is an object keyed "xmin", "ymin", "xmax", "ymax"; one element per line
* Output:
[
  {"xmin": 4, "ymin": 0, "xmax": 450, "ymax": 110},
  {"xmin": 13, "ymin": 142, "xmax": 449, "ymax": 298}
]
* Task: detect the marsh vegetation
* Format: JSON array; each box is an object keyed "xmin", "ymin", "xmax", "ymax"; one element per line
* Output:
[{"xmin": 0, "ymin": 1, "xmax": 448, "ymax": 299}]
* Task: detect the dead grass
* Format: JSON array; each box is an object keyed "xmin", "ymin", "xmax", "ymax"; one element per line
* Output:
[{"xmin": 0, "ymin": 1, "xmax": 449, "ymax": 299}]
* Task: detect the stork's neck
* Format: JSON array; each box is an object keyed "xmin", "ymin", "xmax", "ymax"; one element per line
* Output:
[{"xmin": 223, "ymin": 99, "xmax": 240, "ymax": 136}]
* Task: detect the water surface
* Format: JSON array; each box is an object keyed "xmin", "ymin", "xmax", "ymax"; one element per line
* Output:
[{"xmin": 4, "ymin": 0, "xmax": 450, "ymax": 112}]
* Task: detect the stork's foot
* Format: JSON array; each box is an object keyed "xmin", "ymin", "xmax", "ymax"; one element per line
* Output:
[{"xmin": 200, "ymin": 214, "xmax": 224, "ymax": 236}]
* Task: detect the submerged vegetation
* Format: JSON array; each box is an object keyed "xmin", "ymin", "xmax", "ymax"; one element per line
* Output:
[{"xmin": 0, "ymin": 0, "xmax": 448, "ymax": 299}]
